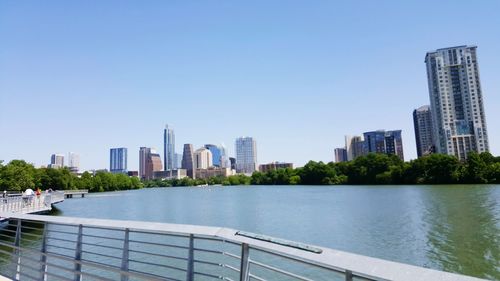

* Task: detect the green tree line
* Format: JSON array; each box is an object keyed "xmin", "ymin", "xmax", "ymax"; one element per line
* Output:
[
  {"xmin": 2, "ymin": 152, "xmax": 500, "ymax": 192},
  {"xmin": 0, "ymin": 160, "xmax": 142, "ymax": 192},
  {"xmin": 249, "ymin": 152, "xmax": 500, "ymax": 185}
]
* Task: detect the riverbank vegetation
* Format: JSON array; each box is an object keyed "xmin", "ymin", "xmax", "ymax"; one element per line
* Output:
[
  {"xmin": 146, "ymin": 152, "xmax": 500, "ymax": 186},
  {"xmin": 1, "ymin": 152, "xmax": 500, "ymax": 191},
  {"xmin": 0, "ymin": 160, "xmax": 142, "ymax": 192}
]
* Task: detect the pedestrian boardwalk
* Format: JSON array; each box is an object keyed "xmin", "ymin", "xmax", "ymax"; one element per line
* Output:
[
  {"xmin": 63, "ymin": 189, "xmax": 88, "ymax": 198},
  {"xmin": 0, "ymin": 192, "xmax": 64, "ymax": 217}
]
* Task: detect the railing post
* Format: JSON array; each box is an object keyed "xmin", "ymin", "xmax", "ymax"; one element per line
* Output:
[
  {"xmin": 186, "ymin": 234, "xmax": 194, "ymax": 281},
  {"xmin": 239, "ymin": 243, "xmax": 250, "ymax": 281},
  {"xmin": 40, "ymin": 222, "xmax": 48, "ymax": 281},
  {"xmin": 11, "ymin": 219, "xmax": 21, "ymax": 280},
  {"xmin": 74, "ymin": 224, "xmax": 83, "ymax": 281},
  {"xmin": 120, "ymin": 228, "xmax": 130, "ymax": 281},
  {"xmin": 345, "ymin": 270, "xmax": 353, "ymax": 281}
]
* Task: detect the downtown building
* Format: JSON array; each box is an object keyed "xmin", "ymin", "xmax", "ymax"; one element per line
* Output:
[
  {"xmin": 68, "ymin": 152, "xmax": 80, "ymax": 173},
  {"xmin": 425, "ymin": 45, "xmax": 489, "ymax": 160},
  {"xmin": 194, "ymin": 148, "xmax": 213, "ymax": 169},
  {"xmin": 110, "ymin": 148, "xmax": 127, "ymax": 174},
  {"xmin": 334, "ymin": 148, "xmax": 348, "ymax": 163},
  {"xmin": 363, "ymin": 130, "xmax": 404, "ymax": 160},
  {"xmin": 413, "ymin": 105, "xmax": 434, "ymax": 157},
  {"xmin": 259, "ymin": 162, "xmax": 293, "ymax": 173},
  {"xmin": 204, "ymin": 144, "xmax": 222, "ymax": 167},
  {"xmin": 345, "ymin": 136, "xmax": 366, "ymax": 161},
  {"xmin": 181, "ymin": 144, "xmax": 195, "ymax": 178},
  {"xmin": 163, "ymin": 124, "xmax": 175, "ymax": 171},
  {"xmin": 49, "ymin": 154, "xmax": 64, "ymax": 168},
  {"xmin": 235, "ymin": 137, "xmax": 257, "ymax": 174},
  {"xmin": 139, "ymin": 147, "xmax": 163, "ymax": 180}
]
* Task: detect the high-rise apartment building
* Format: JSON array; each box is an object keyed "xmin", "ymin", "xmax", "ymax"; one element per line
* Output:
[
  {"xmin": 163, "ymin": 124, "xmax": 175, "ymax": 171},
  {"xmin": 235, "ymin": 137, "xmax": 257, "ymax": 174},
  {"xmin": 68, "ymin": 152, "xmax": 80, "ymax": 172},
  {"xmin": 194, "ymin": 148, "xmax": 213, "ymax": 169},
  {"xmin": 110, "ymin": 148, "xmax": 128, "ymax": 174},
  {"xmin": 425, "ymin": 45, "xmax": 489, "ymax": 160},
  {"xmin": 181, "ymin": 144, "xmax": 195, "ymax": 178},
  {"xmin": 50, "ymin": 154, "xmax": 64, "ymax": 168},
  {"xmin": 413, "ymin": 105, "xmax": 434, "ymax": 157},
  {"xmin": 363, "ymin": 130, "xmax": 404, "ymax": 160},
  {"xmin": 345, "ymin": 136, "xmax": 366, "ymax": 161},
  {"xmin": 334, "ymin": 148, "xmax": 348, "ymax": 163}
]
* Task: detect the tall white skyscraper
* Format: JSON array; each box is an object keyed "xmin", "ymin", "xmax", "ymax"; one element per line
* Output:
[
  {"xmin": 235, "ymin": 137, "xmax": 257, "ymax": 174},
  {"xmin": 425, "ymin": 45, "xmax": 489, "ymax": 160},
  {"xmin": 68, "ymin": 152, "xmax": 80, "ymax": 172},
  {"xmin": 163, "ymin": 124, "xmax": 175, "ymax": 171}
]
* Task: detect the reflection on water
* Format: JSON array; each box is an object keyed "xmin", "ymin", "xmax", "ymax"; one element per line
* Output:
[
  {"xmin": 422, "ymin": 186, "xmax": 500, "ymax": 279},
  {"xmin": 1, "ymin": 185, "xmax": 499, "ymax": 279}
]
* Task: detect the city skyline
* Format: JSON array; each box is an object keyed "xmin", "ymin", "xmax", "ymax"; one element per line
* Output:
[{"xmin": 1, "ymin": 1, "xmax": 499, "ymax": 171}]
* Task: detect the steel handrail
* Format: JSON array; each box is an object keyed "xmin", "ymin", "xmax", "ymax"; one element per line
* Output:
[{"xmin": 0, "ymin": 212, "xmax": 487, "ymax": 281}]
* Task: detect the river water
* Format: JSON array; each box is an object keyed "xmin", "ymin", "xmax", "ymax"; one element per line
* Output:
[{"xmin": 52, "ymin": 185, "xmax": 499, "ymax": 279}]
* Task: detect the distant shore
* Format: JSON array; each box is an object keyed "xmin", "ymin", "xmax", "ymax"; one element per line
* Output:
[{"xmin": 1, "ymin": 152, "xmax": 499, "ymax": 193}]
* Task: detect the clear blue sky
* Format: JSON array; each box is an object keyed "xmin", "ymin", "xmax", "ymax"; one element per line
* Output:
[{"xmin": 1, "ymin": 1, "xmax": 499, "ymax": 171}]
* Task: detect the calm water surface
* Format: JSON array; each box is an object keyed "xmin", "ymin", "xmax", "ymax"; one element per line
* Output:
[{"xmin": 54, "ymin": 185, "xmax": 500, "ymax": 279}]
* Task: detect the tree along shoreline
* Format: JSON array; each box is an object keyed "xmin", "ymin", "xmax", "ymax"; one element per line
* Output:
[{"xmin": 1, "ymin": 152, "xmax": 500, "ymax": 192}]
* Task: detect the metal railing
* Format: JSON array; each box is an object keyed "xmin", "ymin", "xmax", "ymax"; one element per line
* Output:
[
  {"xmin": 0, "ymin": 213, "xmax": 485, "ymax": 281},
  {"xmin": 63, "ymin": 190, "xmax": 88, "ymax": 195},
  {"xmin": 0, "ymin": 192, "xmax": 64, "ymax": 215}
]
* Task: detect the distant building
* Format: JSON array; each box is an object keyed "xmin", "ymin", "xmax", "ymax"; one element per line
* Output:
[
  {"xmin": 363, "ymin": 130, "xmax": 404, "ymax": 160},
  {"xmin": 163, "ymin": 124, "xmax": 175, "ymax": 171},
  {"xmin": 219, "ymin": 144, "xmax": 228, "ymax": 168},
  {"xmin": 345, "ymin": 136, "xmax": 365, "ymax": 161},
  {"xmin": 50, "ymin": 154, "xmax": 64, "ymax": 168},
  {"xmin": 413, "ymin": 105, "xmax": 434, "ymax": 157},
  {"xmin": 204, "ymin": 144, "xmax": 222, "ymax": 167},
  {"xmin": 153, "ymin": 169, "xmax": 187, "ymax": 180},
  {"xmin": 194, "ymin": 148, "xmax": 213, "ymax": 169},
  {"xmin": 146, "ymin": 150, "xmax": 163, "ymax": 180},
  {"xmin": 235, "ymin": 137, "xmax": 257, "ymax": 174},
  {"xmin": 229, "ymin": 157, "xmax": 236, "ymax": 170},
  {"xmin": 174, "ymin": 153, "xmax": 183, "ymax": 169},
  {"xmin": 259, "ymin": 162, "xmax": 293, "ymax": 173},
  {"xmin": 68, "ymin": 152, "xmax": 80, "ymax": 172},
  {"xmin": 127, "ymin": 171, "xmax": 139, "ymax": 177},
  {"xmin": 90, "ymin": 169, "xmax": 108, "ymax": 175},
  {"xmin": 181, "ymin": 144, "xmax": 195, "ymax": 178},
  {"xmin": 425, "ymin": 45, "xmax": 489, "ymax": 160},
  {"xmin": 334, "ymin": 148, "xmax": 348, "ymax": 163},
  {"xmin": 110, "ymin": 148, "xmax": 128, "ymax": 174},
  {"xmin": 139, "ymin": 147, "xmax": 151, "ymax": 179},
  {"xmin": 195, "ymin": 167, "xmax": 234, "ymax": 179}
]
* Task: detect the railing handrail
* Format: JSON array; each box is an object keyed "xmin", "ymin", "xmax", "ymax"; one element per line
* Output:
[
  {"xmin": 0, "ymin": 212, "xmax": 485, "ymax": 281},
  {"xmin": 62, "ymin": 189, "xmax": 88, "ymax": 193}
]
